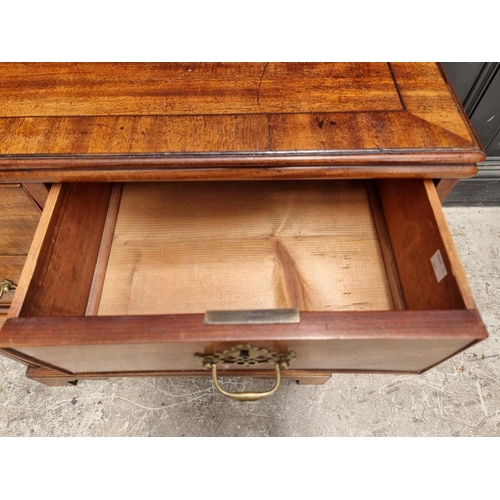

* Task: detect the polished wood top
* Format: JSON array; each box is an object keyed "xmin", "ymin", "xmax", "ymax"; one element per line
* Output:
[
  {"xmin": 0, "ymin": 63, "xmax": 484, "ymax": 182},
  {"xmin": 0, "ymin": 63, "xmax": 403, "ymax": 116}
]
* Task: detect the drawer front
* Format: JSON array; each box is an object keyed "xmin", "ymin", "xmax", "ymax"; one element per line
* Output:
[
  {"xmin": 4, "ymin": 310, "xmax": 485, "ymax": 375},
  {"xmin": 0, "ymin": 179, "xmax": 488, "ymax": 378}
]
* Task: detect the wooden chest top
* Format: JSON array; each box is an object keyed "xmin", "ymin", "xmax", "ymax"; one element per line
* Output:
[{"xmin": 0, "ymin": 63, "xmax": 484, "ymax": 182}]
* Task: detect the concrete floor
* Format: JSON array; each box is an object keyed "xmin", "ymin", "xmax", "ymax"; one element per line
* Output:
[{"xmin": 0, "ymin": 207, "xmax": 499, "ymax": 437}]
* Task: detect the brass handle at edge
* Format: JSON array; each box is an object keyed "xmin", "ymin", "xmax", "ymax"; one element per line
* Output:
[
  {"xmin": 0, "ymin": 279, "xmax": 17, "ymax": 299},
  {"xmin": 210, "ymin": 363, "xmax": 282, "ymax": 402}
]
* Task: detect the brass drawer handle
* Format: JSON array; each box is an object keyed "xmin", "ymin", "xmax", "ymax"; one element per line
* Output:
[
  {"xmin": 195, "ymin": 344, "xmax": 295, "ymax": 402},
  {"xmin": 210, "ymin": 363, "xmax": 281, "ymax": 402},
  {"xmin": 0, "ymin": 279, "xmax": 17, "ymax": 299}
]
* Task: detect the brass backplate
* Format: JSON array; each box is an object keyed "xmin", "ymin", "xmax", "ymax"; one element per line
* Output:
[
  {"xmin": 204, "ymin": 308, "xmax": 300, "ymax": 325},
  {"xmin": 194, "ymin": 344, "xmax": 296, "ymax": 370}
]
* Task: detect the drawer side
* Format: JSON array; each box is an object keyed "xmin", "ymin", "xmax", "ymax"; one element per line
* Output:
[
  {"xmin": 10, "ymin": 183, "xmax": 113, "ymax": 318},
  {"xmin": 377, "ymin": 179, "xmax": 475, "ymax": 310}
]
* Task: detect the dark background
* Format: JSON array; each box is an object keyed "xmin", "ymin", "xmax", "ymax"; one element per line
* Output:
[{"xmin": 441, "ymin": 63, "xmax": 500, "ymax": 206}]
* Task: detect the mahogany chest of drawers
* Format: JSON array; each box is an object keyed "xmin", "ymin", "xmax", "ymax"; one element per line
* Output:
[{"xmin": 0, "ymin": 63, "xmax": 488, "ymax": 400}]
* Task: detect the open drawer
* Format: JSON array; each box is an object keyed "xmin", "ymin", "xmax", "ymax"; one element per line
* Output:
[{"xmin": 0, "ymin": 179, "xmax": 488, "ymax": 390}]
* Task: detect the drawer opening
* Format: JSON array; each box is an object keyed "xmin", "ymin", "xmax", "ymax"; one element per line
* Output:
[
  {"xmin": 96, "ymin": 180, "xmax": 395, "ymax": 315},
  {"xmin": 11, "ymin": 179, "xmax": 475, "ymax": 320}
]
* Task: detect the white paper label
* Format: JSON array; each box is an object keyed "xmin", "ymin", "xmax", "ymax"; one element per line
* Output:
[{"xmin": 431, "ymin": 249, "xmax": 448, "ymax": 283}]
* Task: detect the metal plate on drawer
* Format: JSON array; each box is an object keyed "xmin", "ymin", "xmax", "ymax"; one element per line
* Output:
[{"xmin": 204, "ymin": 308, "xmax": 300, "ymax": 325}]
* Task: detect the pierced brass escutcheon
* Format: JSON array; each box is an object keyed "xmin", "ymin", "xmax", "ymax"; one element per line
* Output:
[
  {"xmin": 0, "ymin": 279, "xmax": 17, "ymax": 299},
  {"xmin": 194, "ymin": 344, "xmax": 295, "ymax": 402}
]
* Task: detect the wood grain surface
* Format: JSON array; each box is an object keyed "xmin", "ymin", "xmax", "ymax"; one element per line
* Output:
[
  {"xmin": 97, "ymin": 181, "xmax": 393, "ymax": 315},
  {"xmin": 21, "ymin": 183, "xmax": 49, "ymax": 209},
  {"xmin": 0, "ymin": 63, "xmax": 485, "ymax": 182},
  {"xmin": 0, "ymin": 184, "xmax": 42, "ymax": 254},
  {"xmin": 86, "ymin": 184, "xmax": 124, "ymax": 315},
  {"xmin": 366, "ymin": 182, "xmax": 406, "ymax": 310},
  {"xmin": 0, "ymin": 63, "xmax": 402, "ymax": 116},
  {"xmin": 18, "ymin": 183, "xmax": 113, "ymax": 317},
  {"xmin": 377, "ymin": 179, "xmax": 474, "ymax": 310},
  {"xmin": 7, "ymin": 185, "xmax": 63, "ymax": 319},
  {"xmin": 436, "ymin": 178, "xmax": 460, "ymax": 203},
  {"xmin": 0, "ymin": 164, "xmax": 480, "ymax": 184},
  {"xmin": 423, "ymin": 179, "xmax": 476, "ymax": 308},
  {"xmin": 12, "ymin": 338, "xmax": 474, "ymax": 374}
]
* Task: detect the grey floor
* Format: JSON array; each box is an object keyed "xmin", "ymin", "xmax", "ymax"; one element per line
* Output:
[{"xmin": 1, "ymin": 207, "xmax": 499, "ymax": 437}]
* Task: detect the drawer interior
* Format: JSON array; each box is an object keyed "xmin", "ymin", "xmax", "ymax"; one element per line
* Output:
[
  {"xmin": 98, "ymin": 181, "xmax": 393, "ymax": 315},
  {"xmin": 10, "ymin": 179, "xmax": 475, "ymax": 320}
]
